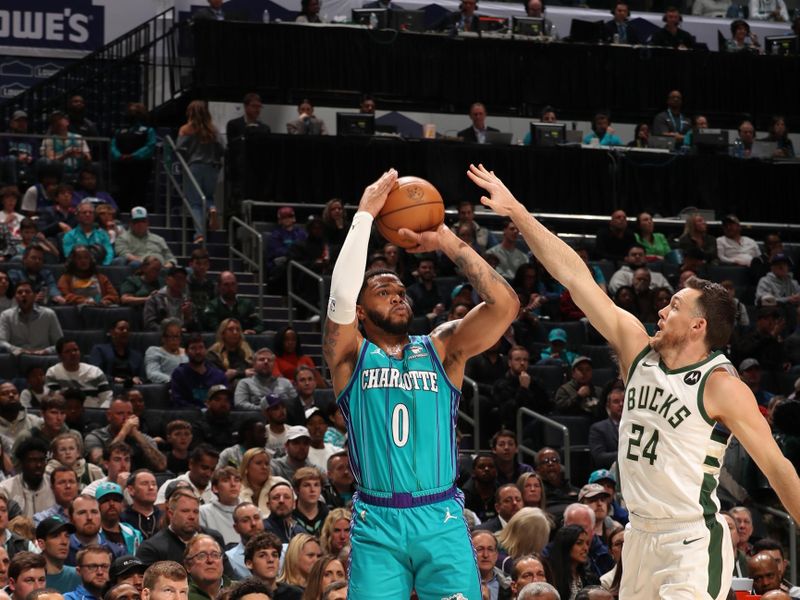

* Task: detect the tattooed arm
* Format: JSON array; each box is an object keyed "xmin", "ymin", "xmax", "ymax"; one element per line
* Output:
[{"xmin": 400, "ymin": 224, "xmax": 520, "ymax": 387}]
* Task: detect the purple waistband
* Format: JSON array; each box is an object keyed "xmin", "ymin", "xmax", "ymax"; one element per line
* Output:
[{"xmin": 356, "ymin": 486, "xmax": 457, "ymax": 508}]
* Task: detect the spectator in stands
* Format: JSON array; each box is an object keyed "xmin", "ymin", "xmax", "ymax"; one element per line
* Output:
[
  {"xmin": 304, "ymin": 408, "xmax": 338, "ymax": 475},
  {"xmin": 207, "ymin": 319, "xmax": 254, "ymax": 386},
  {"xmin": 45, "ymin": 338, "xmax": 112, "ymax": 409},
  {"xmin": 115, "ymin": 207, "xmax": 175, "ymax": 268},
  {"xmin": 203, "ymin": 271, "xmax": 263, "ymax": 334},
  {"xmin": 475, "ymin": 483, "xmax": 524, "ymax": 534},
  {"xmin": 608, "ymin": 245, "xmax": 672, "ymax": 294},
  {"xmin": 40, "ymin": 112, "xmax": 91, "ymax": 184},
  {"xmin": 548, "ymin": 524, "xmax": 599, "ymax": 599},
  {"xmin": 1, "ymin": 490, "xmax": 39, "ymax": 558},
  {"xmin": 734, "ymin": 305, "xmax": 787, "ymax": 372},
  {"xmin": 164, "ymin": 420, "xmax": 192, "ymax": 474},
  {"xmin": 111, "ymin": 103, "xmax": 157, "ymax": 212},
  {"xmin": 71, "ymin": 166, "xmax": 117, "ymax": 210},
  {"xmin": 442, "ymin": 0, "xmax": 481, "ymax": 33},
  {"xmin": 583, "ymin": 112, "xmax": 622, "ymax": 147},
  {"xmin": 56, "ymin": 246, "xmax": 119, "ymax": 306},
  {"xmin": 677, "ymin": 212, "xmax": 717, "ymax": 264},
  {"xmin": 726, "ymin": 19, "xmax": 761, "ymax": 52},
  {"xmin": 243, "ymin": 533, "xmax": 295, "ymax": 598},
  {"xmin": 756, "ymin": 254, "xmax": 800, "ymax": 307},
  {"xmin": 263, "ymin": 482, "xmax": 305, "ymax": 545},
  {"xmin": 458, "ymin": 103, "xmax": 498, "ymax": 143},
  {"xmin": 295, "ymin": 0, "xmax": 322, "ymax": 22},
  {"xmin": 21, "ymin": 169, "xmax": 60, "ymax": 215},
  {"xmin": 291, "ymin": 467, "xmax": 328, "ymax": 537},
  {"xmin": 737, "ymin": 358, "xmax": 776, "ymax": 406},
  {"xmin": 233, "ymin": 347, "xmax": 296, "ymax": 410},
  {"xmin": 627, "ymin": 123, "xmax": 650, "ymax": 148},
  {"xmin": 9, "ymin": 245, "xmax": 65, "ymax": 305},
  {"xmin": 84, "ymin": 403, "xmax": 165, "ymax": 473},
  {"xmin": 218, "ymin": 418, "xmax": 266, "ymax": 471},
  {"xmin": 286, "ymin": 99, "xmax": 328, "ymax": 136},
  {"xmin": 170, "ymin": 334, "xmax": 227, "ymax": 409},
  {"xmin": 46, "ymin": 432, "xmax": 103, "ymax": 489},
  {"xmin": 193, "ymin": 0, "xmax": 226, "ymax": 20},
  {"xmin": 491, "ymin": 429, "xmax": 533, "ymax": 486},
  {"xmin": 122, "ymin": 470, "xmax": 160, "ymax": 540},
  {"xmin": 692, "ymin": 0, "xmax": 732, "ymax": 17},
  {"xmin": 96, "ymin": 203, "xmax": 124, "ymax": 246},
  {"xmin": 650, "ymin": 8, "xmax": 695, "ymax": 49},
  {"xmin": 271, "ymin": 426, "xmax": 313, "ymax": 482},
  {"xmin": 320, "ymin": 199, "xmax": 348, "ymax": 259},
  {"xmin": 88, "ymin": 320, "xmax": 143, "ymax": 386},
  {"xmin": 517, "ymin": 471, "xmax": 547, "ymax": 512},
  {"xmin": 290, "ymin": 365, "xmax": 324, "ymax": 425},
  {"xmin": 192, "ymin": 386, "xmax": 236, "ymax": 450},
  {"xmin": 604, "ymin": 0, "xmax": 640, "ymax": 43},
  {"xmin": 762, "ymin": 115, "xmax": 795, "ymax": 159},
  {"xmin": 278, "ymin": 533, "xmax": 321, "ymax": 589},
  {"xmin": 535, "ymin": 447, "xmax": 578, "ymax": 518},
  {"xmin": 67, "ymin": 544, "xmax": 113, "ymax": 600},
  {"xmin": 238, "ymin": 448, "xmax": 289, "ymax": 517},
  {"xmin": 37, "ymin": 183, "xmax": 77, "ymax": 235},
  {"xmin": 95, "ymin": 482, "xmax": 143, "ymax": 558},
  {"xmin": 748, "ymin": 553, "xmax": 783, "ymax": 595},
  {"xmin": 119, "ymin": 257, "xmax": 163, "ymax": 307},
  {"xmin": 525, "ymin": 0, "xmax": 557, "ymax": 37},
  {"xmin": 322, "ymin": 452, "xmax": 354, "ymax": 510},
  {"xmin": 7, "ymin": 552, "xmax": 47, "ymax": 600},
  {"xmin": 522, "ymin": 106, "xmax": 557, "ymax": 145},
  {"xmin": 11, "ymin": 219, "xmax": 56, "ymax": 265},
  {"xmin": 554, "ymin": 356, "xmax": 603, "ymax": 418},
  {"xmin": 199, "ymin": 468, "xmax": 243, "ymax": 547},
  {"xmin": 492, "ymin": 346, "xmax": 550, "ymax": 430},
  {"xmin": 34, "ymin": 515, "xmax": 80, "ymax": 592},
  {"xmin": 732, "ymin": 120, "xmax": 757, "ymax": 159},
  {"xmin": 716, "ymin": 214, "xmax": 759, "ymax": 266},
  {"xmin": 66, "ymin": 95, "xmax": 97, "ymax": 140},
  {"xmin": 144, "ymin": 265, "xmax": 199, "ymax": 332},
  {"xmin": 750, "ymin": 0, "xmax": 789, "ymax": 20},
  {"xmin": 0, "ymin": 281, "xmax": 63, "ymax": 355},
  {"xmin": 184, "ymin": 249, "xmax": 213, "ymax": 314},
  {"xmin": 225, "ymin": 93, "xmax": 270, "ymax": 207},
  {"xmin": 176, "ymin": 101, "xmax": 223, "ymax": 245},
  {"xmin": 266, "ymin": 206, "xmax": 307, "ymax": 275},
  {"xmin": 634, "ymin": 212, "xmax": 670, "ymax": 261},
  {"xmin": 579, "ymin": 484, "xmax": 619, "ymax": 543},
  {"xmin": 487, "ymin": 220, "xmax": 529, "ymax": 280},
  {"xmin": 272, "ymin": 326, "xmax": 326, "ymax": 388},
  {"xmin": 62, "ymin": 201, "xmax": 114, "ymax": 266},
  {"xmin": 0, "ymin": 380, "xmax": 42, "ymax": 440},
  {"xmin": 156, "ymin": 445, "xmax": 220, "ymax": 507},
  {"xmin": 0, "ymin": 438, "xmax": 54, "ymax": 518},
  {"xmin": 652, "ymin": 89, "xmax": 692, "ymax": 147},
  {"xmin": 406, "ymin": 257, "xmax": 446, "ymax": 319},
  {"xmin": 470, "ymin": 530, "xmax": 511, "ymax": 597},
  {"xmin": 1, "ymin": 110, "xmax": 35, "ymax": 189},
  {"xmin": 452, "ymin": 201, "xmax": 497, "ymax": 252},
  {"xmin": 0, "ymin": 186, "xmax": 24, "ymax": 241},
  {"xmin": 594, "ymin": 210, "xmax": 635, "ymax": 263},
  {"xmin": 143, "ymin": 319, "xmax": 187, "ymax": 384},
  {"xmin": 319, "ymin": 508, "xmax": 350, "ymax": 559},
  {"xmin": 323, "ymin": 404, "xmax": 346, "ymax": 449},
  {"xmin": 0, "ymin": 272, "xmax": 11, "ymax": 313},
  {"xmin": 628, "ymin": 268, "xmax": 657, "ymax": 322},
  {"xmin": 225, "ymin": 502, "xmax": 264, "ymax": 580},
  {"xmin": 462, "ymin": 453, "xmax": 500, "ymax": 522},
  {"xmin": 588, "ymin": 381, "xmax": 623, "ymax": 470},
  {"xmin": 14, "ymin": 395, "xmax": 71, "ymax": 458}
]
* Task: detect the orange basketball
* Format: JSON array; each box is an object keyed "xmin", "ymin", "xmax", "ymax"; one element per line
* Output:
[{"xmin": 375, "ymin": 176, "xmax": 445, "ymax": 249}]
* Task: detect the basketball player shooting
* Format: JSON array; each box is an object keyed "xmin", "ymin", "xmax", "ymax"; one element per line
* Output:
[
  {"xmin": 467, "ymin": 164, "xmax": 800, "ymax": 600},
  {"xmin": 323, "ymin": 169, "xmax": 519, "ymax": 599}
]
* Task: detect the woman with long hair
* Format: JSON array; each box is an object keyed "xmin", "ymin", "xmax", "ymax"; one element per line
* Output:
[
  {"xmin": 495, "ymin": 507, "xmax": 551, "ymax": 572},
  {"xmin": 208, "ymin": 318, "xmax": 254, "ymax": 385},
  {"xmin": 626, "ymin": 123, "xmax": 649, "ymax": 148},
  {"xmin": 763, "ymin": 115, "xmax": 795, "ymax": 158},
  {"xmin": 319, "ymin": 508, "xmax": 351, "ymax": 556},
  {"xmin": 57, "ymin": 245, "xmax": 119, "ymax": 305},
  {"xmin": 177, "ymin": 100, "xmax": 223, "ymax": 244},
  {"xmin": 677, "ymin": 212, "xmax": 717, "ymax": 264},
  {"xmin": 320, "ymin": 198, "xmax": 348, "ymax": 253},
  {"xmin": 273, "ymin": 326, "xmax": 327, "ymax": 388},
  {"xmin": 600, "ymin": 527, "xmax": 625, "ymax": 597},
  {"xmin": 516, "ymin": 472, "xmax": 547, "ymax": 510},
  {"xmin": 634, "ymin": 212, "xmax": 671, "ymax": 261},
  {"xmin": 301, "ymin": 555, "xmax": 346, "ymax": 600},
  {"xmin": 277, "ymin": 533, "xmax": 323, "ymax": 589},
  {"xmin": 548, "ymin": 524, "xmax": 597, "ymax": 600},
  {"xmin": 144, "ymin": 318, "xmax": 188, "ymax": 383},
  {"xmin": 238, "ymin": 447, "xmax": 289, "ymax": 517}
]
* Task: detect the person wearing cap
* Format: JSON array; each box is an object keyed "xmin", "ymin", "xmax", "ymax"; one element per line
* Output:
[
  {"xmin": 492, "ymin": 346, "xmax": 551, "ymax": 431},
  {"xmin": 262, "ymin": 482, "xmax": 305, "ymax": 545},
  {"xmin": 109, "ymin": 555, "xmax": 147, "ymax": 591},
  {"xmin": 35, "ymin": 516, "xmax": 80, "ymax": 592},
  {"xmin": 1, "ymin": 110, "xmax": 36, "ymax": 189},
  {"xmin": 170, "ymin": 336, "xmax": 227, "ymax": 410},
  {"xmin": 156, "ymin": 445, "xmax": 220, "ymax": 506},
  {"xmin": 588, "ymin": 469, "xmax": 628, "ymax": 525},
  {"xmin": 201, "ymin": 272, "xmax": 264, "ymax": 334},
  {"xmin": 588, "ymin": 381, "xmax": 624, "ymax": 470},
  {"xmin": 198, "ymin": 468, "xmax": 242, "ymax": 547},
  {"xmin": 143, "ymin": 265, "xmax": 199, "ymax": 333},
  {"xmin": 96, "ymin": 482, "xmax": 144, "ymax": 558},
  {"xmin": 537, "ymin": 328, "xmax": 578, "ymax": 368},
  {"xmin": 61, "ymin": 201, "xmax": 114, "ymax": 266},
  {"xmin": 738, "ymin": 358, "xmax": 777, "ymax": 407},
  {"xmin": 234, "ymin": 348, "xmax": 297, "ymax": 413},
  {"xmin": 554, "ymin": 356, "xmax": 603, "ymax": 419},
  {"xmin": 191, "ymin": 385, "xmax": 236, "ymax": 451},
  {"xmin": 733, "ymin": 306, "xmax": 789, "ymax": 373},
  {"xmin": 716, "ymin": 215, "xmax": 760, "ymax": 267},
  {"xmin": 265, "ymin": 206, "xmax": 307, "ymax": 274},
  {"xmin": 270, "ymin": 427, "xmax": 313, "ymax": 482},
  {"xmin": 304, "ymin": 408, "xmax": 338, "ymax": 475},
  {"xmin": 756, "ymin": 253, "xmax": 800, "ymax": 308},
  {"xmin": 579, "ymin": 484, "xmax": 620, "ymax": 541},
  {"xmin": 114, "ymin": 208, "xmax": 175, "ymax": 269}
]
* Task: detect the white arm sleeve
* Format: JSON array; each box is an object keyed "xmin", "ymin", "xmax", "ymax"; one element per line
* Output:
[{"xmin": 327, "ymin": 211, "xmax": 374, "ymax": 324}]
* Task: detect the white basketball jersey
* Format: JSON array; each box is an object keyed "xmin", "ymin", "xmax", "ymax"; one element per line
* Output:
[{"xmin": 619, "ymin": 347, "xmax": 736, "ymax": 521}]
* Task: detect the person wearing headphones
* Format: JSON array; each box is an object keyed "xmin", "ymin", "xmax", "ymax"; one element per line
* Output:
[
  {"xmin": 649, "ymin": 6, "xmax": 696, "ymax": 49},
  {"xmin": 524, "ymin": 0, "xmax": 558, "ymax": 37},
  {"xmin": 440, "ymin": 0, "xmax": 481, "ymax": 33},
  {"xmin": 604, "ymin": 0, "xmax": 641, "ymax": 44}
]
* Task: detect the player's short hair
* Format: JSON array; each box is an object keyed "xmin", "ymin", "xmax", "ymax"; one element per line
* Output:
[
  {"xmin": 357, "ymin": 268, "xmax": 401, "ymax": 304},
  {"xmin": 684, "ymin": 276, "xmax": 735, "ymax": 350},
  {"xmin": 142, "ymin": 561, "xmax": 187, "ymax": 591}
]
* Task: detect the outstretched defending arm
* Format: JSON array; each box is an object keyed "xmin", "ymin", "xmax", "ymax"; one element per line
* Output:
[
  {"xmin": 466, "ymin": 164, "xmax": 648, "ymax": 372},
  {"xmin": 323, "ymin": 169, "xmax": 397, "ymax": 394}
]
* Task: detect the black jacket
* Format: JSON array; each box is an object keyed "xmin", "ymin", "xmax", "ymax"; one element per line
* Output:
[
  {"xmin": 262, "ymin": 513, "xmax": 307, "ymax": 545},
  {"xmin": 136, "ymin": 526, "xmax": 235, "ymax": 578},
  {"xmin": 457, "ymin": 125, "xmax": 500, "ymax": 143}
]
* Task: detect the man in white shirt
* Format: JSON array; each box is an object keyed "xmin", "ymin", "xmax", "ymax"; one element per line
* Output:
[
  {"xmin": 155, "ymin": 444, "xmax": 219, "ymax": 505},
  {"xmin": 608, "ymin": 244, "xmax": 673, "ymax": 295},
  {"xmin": 486, "ymin": 220, "xmax": 529, "ymax": 280},
  {"xmin": 45, "ymin": 338, "xmax": 112, "ymax": 409},
  {"xmin": 717, "ymin": 215, "xmax": 760, "ymax": 267},
  {"xmin": 199, "ymin": 467, "xmax": 242, "ymax": 546}
]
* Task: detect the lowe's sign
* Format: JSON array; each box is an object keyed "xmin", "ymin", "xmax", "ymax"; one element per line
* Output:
[{"xmin": 0, "ymin": 0, "xmax": 104, "ymax": 51}]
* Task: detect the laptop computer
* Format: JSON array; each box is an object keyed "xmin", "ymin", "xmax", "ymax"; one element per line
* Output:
[
  {"xmin": 750, "ymin": 141, "xmax": 778, "ymax": 159},
  {"xmin": 649, "ymin": 135, "xmax": 676, "ymax": 151},
  {"xmin": 484, "ymin": 131, "xmax": 513, "ymax": 145},
  {"xmin": 565, "ymin": 130, "xmax": 584, "ymax": 144},
  {"xmin": 512, "ymin": 16, "xmax": 544, "ymax": 37},
  {"xmin": 390, "ymin": 10, "xmax": 426, "ymax": 32}
]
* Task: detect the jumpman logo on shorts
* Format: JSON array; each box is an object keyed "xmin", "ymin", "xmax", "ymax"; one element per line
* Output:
[{"xmin": 443, "ymin": 508, "xmax": 458, "ymax": 524}]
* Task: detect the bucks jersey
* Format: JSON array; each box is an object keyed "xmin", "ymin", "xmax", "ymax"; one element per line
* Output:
[
  {"xmin": 337, "ymin": 335, "xmax": 461, "ymax": 495},
  {"xmin": 620, "ymin": 347, "xmax": 735, "ymax": 521}
]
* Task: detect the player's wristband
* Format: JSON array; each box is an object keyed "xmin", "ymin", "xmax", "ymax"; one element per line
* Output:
[{"xmin": 327, "ymin": 211, "xmax": 374, "ymax": 324}]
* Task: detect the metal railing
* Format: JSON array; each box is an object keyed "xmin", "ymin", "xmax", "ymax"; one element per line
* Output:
[
  {"xmin": 517, "ymin": 408, "xmax": 572, "ymax": 481},
  {"xmin": 458, "ymin": 376, "xmax": 481, "ymax": 453},
  {"xmin": 163, "ymin": 135, "xmax": 206, "ymax": 256},
  {"xmin": 758, "ymin": 504, "xmax": 797, "ymax": 584},
  {"xmin": 287, "ymin": 260, "xmax": 327, "ymax": 324},
  {"xmin": 229, "ymin": 217, "xmax": 265, "ymax": 318}
]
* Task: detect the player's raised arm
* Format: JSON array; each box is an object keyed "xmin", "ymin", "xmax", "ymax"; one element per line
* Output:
[
  {"xmin": 324, "ymin": 169, "xmax": 398, "ymax": 393},
  {"xmin": 705, "ymin": 372, "xmax": 800, "ymax": 523},
  {"xmin": 398, "ymin": 223, "xmax": 520, "ymax": 386},
  {"xmin": 466, "ymin": 164, "xmax": 648, "ymax": 370}
]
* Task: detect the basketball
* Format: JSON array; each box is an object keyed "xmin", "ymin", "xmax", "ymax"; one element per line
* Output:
[{"xmin": 375, "ymin": 176, "xmax": 445, "ymax": 249}]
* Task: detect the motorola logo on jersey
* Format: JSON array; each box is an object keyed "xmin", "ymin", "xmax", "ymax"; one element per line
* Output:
[
  {"xmin": 0, "ymin": 0, "xmax": 104, "ymax": 50},
  {"xmin": 361, "ymin": 367, "xmax": 439, "ymax": 392},
  {"xmin": 684, "ymin": 371, "xmax": 701, "ymax": 385}
]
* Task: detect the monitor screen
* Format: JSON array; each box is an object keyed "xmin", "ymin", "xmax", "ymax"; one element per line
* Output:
[
  {"xmin": 765, "ymin": 35, "xmax": 798, "ymax": 56},
  {"xmin": 351, "ymin": 8, "xmax": 389, "ymax": 28},
  {"xmin": 390, "ymin": 10, "xmax": 426, "ymax": 32},
  {"xmin": 512, "ymin": 16, "xmax": 544, "ymax": 37},
  {"xmin": 531, "ymin": 122, "xmax": 566, "ymax": 147},
  {"xmin": 336, "ymin": 113, "xmax": 375, "ymax": 136}
]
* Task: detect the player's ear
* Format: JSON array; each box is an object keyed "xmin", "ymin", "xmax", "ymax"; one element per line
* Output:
[{"xmin": 355, "ymin": 304, "xmax": 366, "ymax": 322}]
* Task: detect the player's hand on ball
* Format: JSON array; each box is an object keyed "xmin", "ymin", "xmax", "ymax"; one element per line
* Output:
[
  {"xmin": 358, "ymin": 169, "xmax": 398, "ymax": 218},
  {"xmin": 466, "ymin": 163, "xmax": 521, "ymax": 216},
  {"xmin": 398, "ymin": 223, "xmax": 448, "ymax": 253}
]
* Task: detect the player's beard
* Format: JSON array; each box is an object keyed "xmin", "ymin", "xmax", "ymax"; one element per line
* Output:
[
  {"xmin": 650, "ymin": 326, "xmax": 688, "ymax": 354},
  {"xmin": 366, "ymin": 307, "xmax": 412, "ymax": 335}
]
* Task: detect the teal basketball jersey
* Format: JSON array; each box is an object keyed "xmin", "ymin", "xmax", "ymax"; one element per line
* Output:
[{"xmin": 337, "ymin": 335, "xmax": 461, "ymax": 495}]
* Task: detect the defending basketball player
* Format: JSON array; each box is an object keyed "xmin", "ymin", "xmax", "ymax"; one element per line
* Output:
[
  {"xmin": 323, "ymin": 169, "xmax": 519, "ymax": 599},
  {"xmin": 466, "ymin": 164, "xmax": 800, "ymax": 600}
]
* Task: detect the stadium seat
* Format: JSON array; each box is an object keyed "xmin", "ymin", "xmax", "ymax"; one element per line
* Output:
[
  {"xmin": 592, "ymin": 367, "xmax": 618, "ymax": 386},
  {"xmin": 706, "ymin": 265, "xmax": 750, "ymax": 288},
  {"xmin": 537, "ymin": 321, "xmax": 587, "ymax": 346},
  {"xmin": 99, "ymin": 266, "xmax": 134, "ymax": 292},
  {"xmin": 80, "ymin": 306, "xmax": 134, "ymax": 331},
  {"xmin": 51, "ymin": 306, "xmax": 82, "ymax": 330},
  {"xmin": 529, "ymin": 365, "xmax": 566, "ymax": 396},
  {"xmin": 542, "ymin": 414, "xmax": 591, "ymax": 447},
  {"xmin": 244, "ymin": 333, "xmax": 275, "ymax": 351},
  {"xmin": 143, "ymin": 409, "xmax": 201, "ymax": 438},
  {"xmin": 578, "ymin": 344, "xmax": 616, "ymax": 369},
  {"xmin": 64, "ymin": 330, "xmax": 107, "ymax": 356},
  {"xmin": 136, "ymin": 383, "xmax": 171, "ymax": 409},
  {"xmin": 0, "ymin": 355, "xmax": 17, "ymax": 381},
  {"xmin": 129, "ymin": 332, "xmax": 161, "ymax": 354},
  {"xmin": 19, "ymin": 354, "xmax": 59, "ymax": 374}
]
